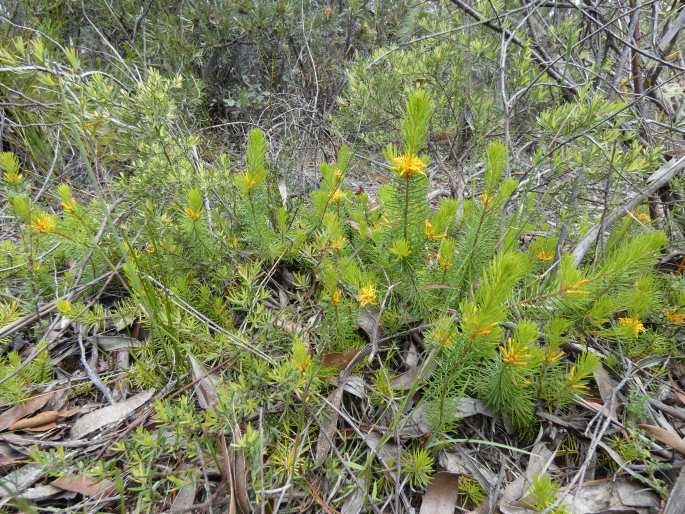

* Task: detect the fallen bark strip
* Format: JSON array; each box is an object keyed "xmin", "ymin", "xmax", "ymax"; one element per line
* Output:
[{"xmin": 571, "ymin": 156, "xmax": 685, "ymax": 266}]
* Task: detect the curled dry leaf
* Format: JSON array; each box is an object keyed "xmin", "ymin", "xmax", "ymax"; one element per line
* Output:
[
  {"xmin": 24, "ymin": 422, "xmax": 58, "ymax": 432},
  {"xmin": 70, "ymin": 388, "xmax": 155, "ymax": 440},
  {"xmin": 188, "ymin": 354, "xmax": 219, "ymax": 410},
  {"xmin": 51, "ymin": 474, "xmax": 115, "ymax": 498},
  {"xmin": 419, "ymin": 471, "xmax": 460, "ymax": 514}
]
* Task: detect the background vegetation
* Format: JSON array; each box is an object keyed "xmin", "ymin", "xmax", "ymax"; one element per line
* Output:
[{"xmin": 1, "ymin": 1, "xmax": 685, "ymax": 512}]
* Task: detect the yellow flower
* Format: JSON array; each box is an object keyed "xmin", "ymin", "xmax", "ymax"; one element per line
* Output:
[
  {"xmin": 618, "ymin": 316, "xmax": 645, "ymax": 337},
  {"xmin": 331, "ymin": 288, "xmax": 343, "ymax": 306},
  {"xmin": 391, "ymin": 153, "xmax": 426, "ymax": 178},
  {"xmin": 536, "ymin": 250, "xmax": 554, "ymax": 262},
  {"xmin": 544, "ymin": 349, "xmax": 565, "ymax": 364},
  {"xmin": 438, "ymin": 252, "xmax": 452, "ymax": 273},
  {"xmin": 238, "ymin": 171, "xmax": 259, "ymax": 192},
  {"xmin": 635, "ymin": 212, "xmax": 651, "ymax": 224},
  {"xmin": 475, "ymin": 321, "xmax": 497, "ymax": 338},
  {"xmin": 432, "ymin": 318, "xmax": 455, "ymax": 348},
  {"xmin": 329, "ymin": 235, "xmax": 346, "ymax": 252},
  {"xmin": 56, "ymin": 299, "xmax": 73, "ymax": 316},
  {"xmin": 567, "ymin": 366, "xmax": 590, "ymax": 392},
  {"xmin": 331, "ymin": 189, "xmax": 346, "ymax": 204},
  {"xmin": 31, "ymin": 212, "xmax": 57, "ymax": 234},
  {"xmin": 358, "ymin": 285, "xmax": 377, "ymax": 307},
  {"xmin": 61, "ymin": 199, "xmax": 77, "ymax": 213},
  {"xmin": 390, "ymin": 239, "xmax": 412, "ymax": 259},
  {"xmin": 665, "ymin": 309, "xmax": 685, "ymax": 326},
  {"xmin": 565, "ymin": 278, "xmax": 590, "ymax": 296},
  {"xmin": 334, "ymin": 168, "xmax": 343, "ymax": 180},
  {"xmin": 184, "ymin": 206, "xmax": 203, "ymax": 221},
  {"xmin": 481, "ymin": 191, "xmax": 496, "ymax": 207},
  {"xmin": 500, "ymin": 337, "xmax": 530, "ymax": 367},
  {"xmin": 3, "ymin": 170, "xmax": 23, "ymax": 186},
  {"xmin": 424, "ymin": 220, "xmax": 444, "ymax": 241}
]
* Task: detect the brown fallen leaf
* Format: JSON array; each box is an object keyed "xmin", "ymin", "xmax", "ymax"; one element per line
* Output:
[
  {"xmin": 70, "ymin": 389, "xmax": 155, "ymax": 439},
  {"xmin": 562, "ymin": 478, "xmax": 659, "ymax": 514},
  {"xmin": 321, "ymin": 351, "xmax": 357, "ymax": 370},
  {"xmin": 400, "ymin": 399, "xmax": 492, "ymax": 438},
  {"xmin": 0, "ymin": 392, "xmax": 53, "ymax": 431},
  {"xmin": 315, "ymin": 380, "xmax": 345, "ymax": 465},
  {"xmin": 364, "ymin": 432, "xmax": 401, "ymax": 468},
  {"xmin": 0, "ymin": 464, "xmax": 45, "ymax": 497},
  {"xmin": 220, "ymin": 432, "xmax": 251, "ymax": 514},
  {"xmin": 188, "ymin": 354, "xmax": 218, "ymax": 410},
  {"xmin": 357, "ymin": 308, "xmax": 383, "ymax": 347},
  {"xmin": 16, "ymin": 484, "xmax": 60, "ymax": 501},
  {"xmin": 671, "ymin": 378, "xmax": 685, "ymax": 406},
  {"xmin": 638, "ymin": 423, "xmax": 685, "ymax": 456},
  {"xmin": 51, "ymin": 474, "xmax": 115, "ymax": 498},
  {"xmin": 231, "ymin": 425, "xmax": 251, "ymax": 514},
  {"xmin": 10, "ymin": 410, "xmax": 61, "ymax": 430},
  {"xmin": 593, "ymin": 365, "xmax": 618, "ymax": 419},
  {"xmin": 419, "ymin": 472, "xmax": 460, "ymax": 514},
  {"xmin": 664, "ymin": 467, "xmax": 685, "ymax": 514},
  {"xmin": 24, "ymin": 422, "xmax": 58, "ymax": 432},
  {"xmin": 341, "ymin": 479, "xmax": 366, "ymax": 514},
  {"xmin": 171, "ymin": 480, "xmax": 197, "ymax": 512},
  {"xmin": 391, "ymin": 342, "xmax": 421, "ymax": 390}
]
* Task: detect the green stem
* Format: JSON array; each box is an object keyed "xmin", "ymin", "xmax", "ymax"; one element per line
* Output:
[{"xmin": 402, "ymin": 176, "xmax": 410, "ymax": 241}]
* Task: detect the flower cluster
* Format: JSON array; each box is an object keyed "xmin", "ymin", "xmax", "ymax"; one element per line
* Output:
[{"xmin": 391, "ymin": 153, "xmax": 426, "ymax": 178}]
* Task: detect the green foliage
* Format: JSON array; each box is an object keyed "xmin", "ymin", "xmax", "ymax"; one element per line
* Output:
[
  {"xmin": 1, "ymin": 16, "xmax": 682, "ymax": 509},
  {"xmin": 527, "ymin": 474, "xmax": 568, "ymax": 514},
  {"xmin": 402, "ymin": 447, "xmax": 433, "ymax": 489},
  {"xmin": 0, "ymin": 341, "xmax": 51, "ymax": 404}
]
